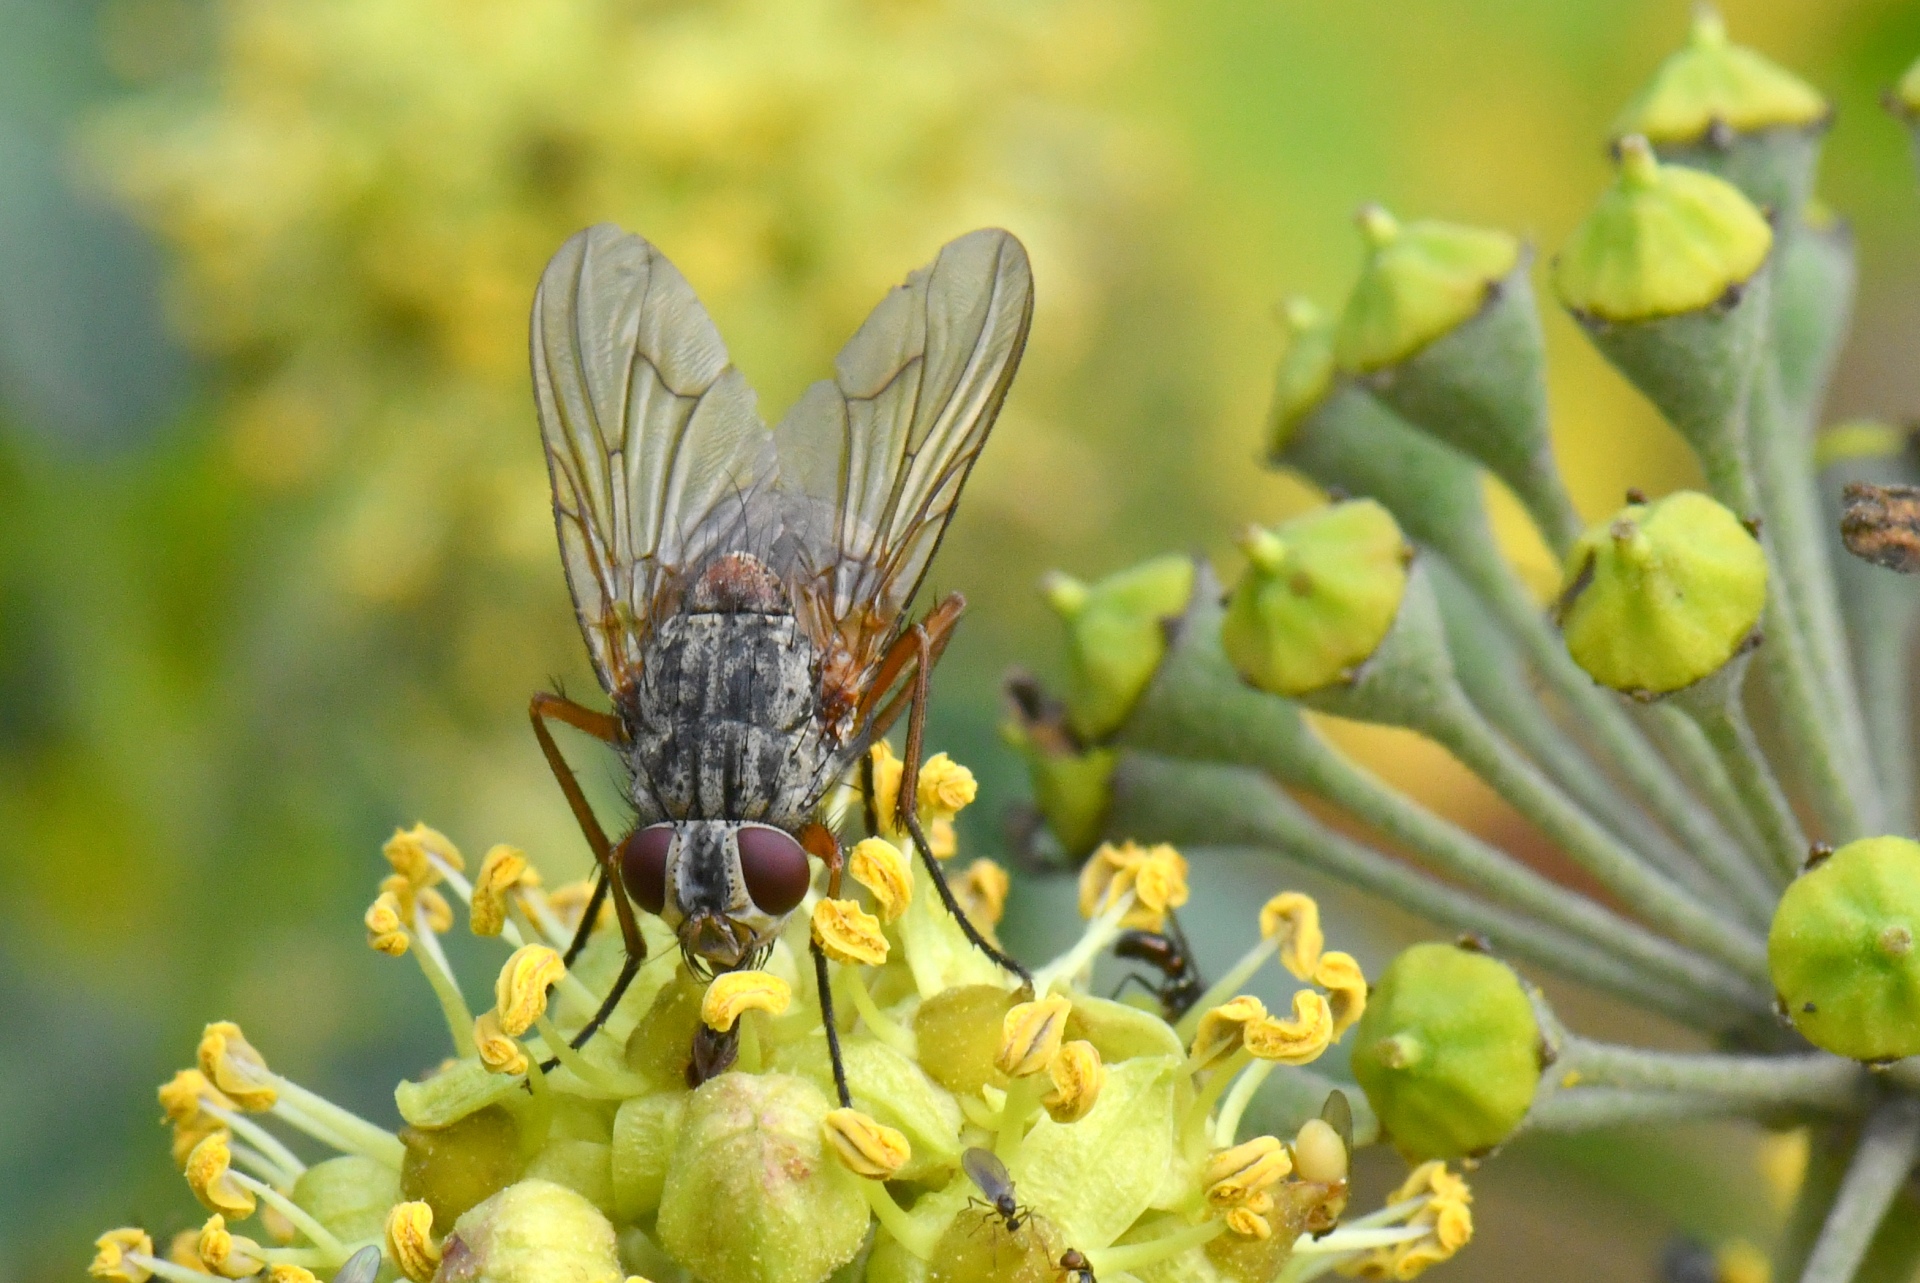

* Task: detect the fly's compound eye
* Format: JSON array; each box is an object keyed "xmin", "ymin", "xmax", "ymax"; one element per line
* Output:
[
  {"xmin": 734, "ymin": 825, "xmax": 812, "ymax": 916},
  {"xmin": 619, "ymin": 824, "xmax": 674, "ymax": 916}
]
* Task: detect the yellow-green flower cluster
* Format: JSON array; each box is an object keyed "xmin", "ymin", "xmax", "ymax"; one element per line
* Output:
[{"xmin": 93, "ymin": 751, "xmax": 1473, "ymax": 1283}]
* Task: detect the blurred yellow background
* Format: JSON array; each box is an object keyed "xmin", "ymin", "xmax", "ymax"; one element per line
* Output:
[{"xmin": 3, "ymin": 1, "xmax": 1919, "ymax": 1278}]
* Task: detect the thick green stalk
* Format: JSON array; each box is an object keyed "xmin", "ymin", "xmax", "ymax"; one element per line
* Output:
[
  {"xmin": 1678, "ymin": 661, "xmax": 1811, "ymax": 885},
  {"xmin": 1558, "ymin": 1040, "xmax": 1867, "ymax": 1112},
  {"xmin": 1798, "ymin": 1099, "xmax": 1920, "ymax": 1283},
  {"xmin": 1526, "ymin": 1087, "xmax": 1816, "ymax": 1132}
]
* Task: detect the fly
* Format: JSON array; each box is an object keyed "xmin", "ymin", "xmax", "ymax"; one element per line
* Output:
[
  {"xmin": 524, "ymin": 224, "xmax": 1035, "ymax": 1102},
  {"xmin": 961, "ymin": 1147, "xmax": 1031, "ymax": 1234}
]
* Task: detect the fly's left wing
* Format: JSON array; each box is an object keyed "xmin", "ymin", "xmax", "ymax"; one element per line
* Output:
[
  {"xmin": 771, "ymin": 228, "xmax": 1033, "ymax": 696},
  {"xmin": 532, "ymin": 224, "xmax": 776, "ymax": 699}
]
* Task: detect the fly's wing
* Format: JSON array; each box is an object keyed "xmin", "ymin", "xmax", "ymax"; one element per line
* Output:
[
  {"xmin": 532, "ymin": 224, "xmax": 777, "ymax": 697},
  {"xmin": 961, "ymin": 1145, "xmax": 1012, "ymax": 1198},
  {"xmin": 772, "ymin": 228, "xmax": 1033, "ymax": 688}
]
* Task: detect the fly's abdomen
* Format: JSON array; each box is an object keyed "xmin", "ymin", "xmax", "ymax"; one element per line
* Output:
[{"xmin": 629, "ymin": 612, "xmax": 824, "ymax": 823}]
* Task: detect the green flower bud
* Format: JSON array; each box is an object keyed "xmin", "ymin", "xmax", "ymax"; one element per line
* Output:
[
  {"xmin": 1613, "ymin": 8, "xmax": 1828, "ymax": 221},
  {"xmin": 437, "ymin": 1179, "xmax": 622, "ymax": 1283},
  {"xmin": 1222, "ymin": 500, "xmax": 1412, "ymax": 697},
  {"xmin": 1045, "ymin": 556, "xmax": 1198, "ymax": 742},
  {"xmin": 1350, "ymin": 941, "xmax": 1541, "ymax": 1162},
  {"xmin": 624, "ymin": 968, "xmax": 705, "ymax": 1089},
  {"xmin": 656, "ymin": 1072, "xmax": 869, "ymax": 1283},
  {"xmin": 1772, "ymin": 204, "xmax": 1855, "ymax": 429},
  {"xmin": 1003, "ymin": 675, "xmax": 1117, "ymax": 861},
  {"xmin": 293, "ymin": 1155, "xmax": 402, "ymax": 1243},
  {"xmin": 1555, "ymin": 491, "xmax": 1766, "ymax": 696},
  {"xmin": 1769, "ymin": 836, "xmax": 1920, "ymax": 1062},
  {"xmin": 913, "ymin": 984, "xmax": 1018, "ymax": 1095},
  {"xmin": 1265, "ymin": 297, "xmax": 1337, "ymax": 457},
  {"xmin": 611, "ymin": 1092, "xmax": 685, "ymax": 1222},
  {"xmin": 400, "ymin": 1105, "xmax": 521, "ymax": 1234},
  {"xmin": 1335, "ymin": 206, "xmax": 1520, "ymax": 373}
]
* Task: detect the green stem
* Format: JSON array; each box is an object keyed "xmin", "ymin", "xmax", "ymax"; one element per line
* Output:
[
  {"xmin": 1797, "ymin": 1099, "xmax": 1920, "ymax": 1283},
  {"xmin": 1559, "ymin": 1040, "xmax": 1867, "ymax": 1112},
  {"xmin": 1681, "ymin": 666, "xmax": 1810, "ymax": 885},
  {"xmin": 1852, "ymin": 604, "xmax": 1919, "ymax": 834},
  {"xmin": 1086, "ymin": 1217, "xmax": 1226, "ymax": 1275}
]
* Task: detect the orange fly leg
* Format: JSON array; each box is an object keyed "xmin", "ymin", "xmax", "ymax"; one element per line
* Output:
[
  {"xmin": 798, "ymin": 821, "xmax": 844, "ymax": 898},
  {"xmin": 859, "ymin": 592, "xmax": 966, "ymax": 734}
]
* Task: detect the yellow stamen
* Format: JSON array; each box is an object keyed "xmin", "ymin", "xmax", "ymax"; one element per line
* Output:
[
  {"xmin": 417, "ymin": 886, "xmax": 455, "ymax": 934},
  {"xmin": 166, "ymin": 1231, "xmax": 205, "ymax": 1270},
  {"xmin": 868, "ymin": 742, "xmax": 905, "ymax": 836},
  {"xmin": 470, "ymin": 845, "xmax": 532, "ymax": 937},
  {"xmin": 196, "ymin": 1022, "xmax": 277, "ymax": 1112},
  {"xmin": 1189, "ymin": 995, "xmax": 1267, "ymax": 1071},
  {"xmin": 997, "ymin": 995, "xmax": 1072, "ymax": 1078},
  {"xmin": 1077, "ymin": 841, "xmax": 1147, "ymax": 920},
  {"xmin": 543, "ymin": 879, "xmax": 606, "ymax": 936},
  {"xmin": 848, "ymin": 839, "xmax": 913, "ymax": 921},
  {"xmin": 268, "ymin": 1267, "xmax": 320, "ymax": 1283},
  {"xmin": 1315, "ymin": 950, "xmax": 1368, "ymax": 1038},
  {"xmin": 956, "ymin": 858, "xmax": 1011, "ymax": 928},
  {"xmin": 701, "ymin": 970, "xmax": 793, "ymax": 1032},
  {"xmin": 1125, "ymin": 844, "xmax": 1190, "ymax": 931},
  {"xmin": 493, "ymin": 944, "xmax": 566, "ymax": 1037},
  {"xmin": 184, "ymin": 1133, "xmax": 256, "ymax": 1217},
  {"xmin": 472, "ymin": 1010, "xmax": 529, "ymax": 1076},
  {"xmin": 1204, "ymin": 1135, "xmax": 1292, "ymax": 1206},
  {"xmin": 90, "ymin": 1229, "xmax": 154, "ymax": 1283},
  {"xmin": 364, "ymin": 891, "xmax": 409, "ymax": 956},
  {"xmin": 386, "ymin": 1202, "xmax": 441, "ymax": 1283},
  {"xmin": 822, "ymin": 1107, "xmax": 912, "ymax": 1179},
  {"xmin": 917, "ymin": 753, "xmax": 978, "ymax": 815},
  {"xmin": 1244, "ymin": 990, "xmax": 1334, "ymax": 1065},
  {"xmin": 1258, "ymin": 892, "xmax": 1324, "ymax": 979},
  {"xmin": 1225, "ymin": 1207, "xmax": 1272, "ymax": 1240},
  {"xmin": 196, "ymin": 1216, "xmax": 266, "ymax": 1279},
  {"xmin": 927, "ymin": 814, "xmax": 959, "ymax": 859},
  {"xmin": 1042, "ymin": 1039, "xmax": 1105, "ymax": 1123},
  {"xmin": 812, "ymin": 898, "xmax": 889, "ymax": 966},
  {"xmin": 384, "ymin": 822, "xmax": 463, "ymax": 886}
]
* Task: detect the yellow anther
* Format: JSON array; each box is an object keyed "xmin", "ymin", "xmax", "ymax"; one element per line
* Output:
[
  {"xmin": 1189, "ymin": 995, "xmax": 1267, "ymax": 1070},
  {"xmin": 417, "ymin": 886, "xmax": 455, "ymax": 934},
  {"xmin": 1389, "ymin": 1160, "xmax": 1465, "ymax": 1205},
  {"xmin": 470, "ymin": 844, "xmax": 533, "ymax": 936},
  {"xmin": 1244, "ymin": 990, "xmax": 1334, "ymax": 1065},
  {"xmin": 957, "ymin": 858, "xmax": 1011, "ymax": 928},
  {"xmin": 869, "ymin": 742, "xmax": 906, "ymax": 836},
  {"xmin": 384, "ymin": 822, "xmax": 463, "ymax": 887},
  {"xmin": 157, "ymin": 1069, "xmax": 221, "ymax": 1123},
  {"xmin": 90, "ymin": 1229, "xmax": 153, "ymax": 1283},
  {"xmin": 493, "ymin": 944, "xmax": 566, "ymax": 1037},
  {"xmin": 997, "ymin": 995, "xmax": 1073, "ymax": 1078},
  {"xmin": 848, "ymin": 838, "xmax": 913, "ymax": 922},
  {"xmin": 1204, "ymin": 1136, "xmax": 1292, "ymax": 1207},
  {"xmin": 196, "ymin": 1022, "xmax": 277, "ymax": 1111},
  {"xmin": 812, "ymin": 898, "xmax": 890, "ymax": 966},
  {"xmin": 385, "ymin": 1201, "xmax": 442, "ymax": 1283},
  {"xmin": 1078, "ymin": 841, "xmax": 1147, "ymax": 920},
  {"xmin": 261, "ymin": 1204, "xmax": 297, "ymax": 1245},
  {"xmin": 545, "ymin": 879, "xmax": 608, "ymax": 935},
  {"xmin": 1259, "ymin": 892, "xmax": 1324, "ymax": 979},
  {"xmin": 917, "ymin": 753, "xmax": 978, "ymax": 815},
  {"xmin": 1355, "ymin": 1161, "xmax": 1474, "ymax": 1279},
  {"xmin": 1125, "ymin": 844, "xmax": 1190, "ymax": 930},
  {"xmin": 197, "ymin": 1215, "xmax": 266, "ymax": 1280},
  {"xmin": 269, "ymin": 1266, "xmax": 320, "ymax": 1283},
  {"xmin": 926, "ymin": 814, "xmax": 960, "ymax": 859},
  {"xmin": 1314, "ymin": 950, "xmax": 1367, "ymax": 1039},
  {"xmin": 364, "ymin": 890, "xmax": 410, "ymax": 956},
  {"xmin": 165, "ymin": 1231, "xmax": 206, "ymax": 1271},
  {"xmin": 821, "ymin": 1107, "xmax": 912, "ymax": 1179},
  {"xmin": 1224, "ymin": 1207, "xmax": 1272, "ymax": 1240},
  {"xmin": 184, "ymin": 1132, "xmax": 256, "ymax": 1217},
  {"xmin": 701, "ymin": 970, "xmax": 793, "ymax": 1032},
  {"xmin": 1042, "ymin": 1039, "xmax": 1106, "ymax": 1123},
  {"xmin": 1291, "ymin": 1117, "xmax": 1349, "ymax": 1184},
  {"xmin": 472, "ymin": 1009, "xmax": 528, "ymax": 1076}
]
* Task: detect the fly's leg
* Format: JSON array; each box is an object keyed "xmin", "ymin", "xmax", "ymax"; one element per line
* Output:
[
  {"xmin": 1109, "ymin": 971, "xmax": 1162, "ymax": 1005},
  {"xmin": 559, "ymin": 872, "xmax": 611, "ymax": 969},
  {"xmin": 892, "ymin": 624, "xmax": 1034, "ymax": 987},
  {"xmin": 812, "ymin": 940, "xmax": 853, "ymax": 1107},
  {"xmin": 530, "ymin": 691, "xmax": 648, "ymax": 1060},
  {"xmin": 798, "ymin": 821, "xmax": 845, "ymax": 897},
  {"xmin": 796, "ymin": 820, "xmax": 854, "ymax": 1107}
]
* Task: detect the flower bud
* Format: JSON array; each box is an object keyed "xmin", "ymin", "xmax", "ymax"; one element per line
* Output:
[
  {"xmin": 1555, "ymin": 490, "xmax": 1766, "ymax": 696},
  {"xmin": 1614, "ymin": 7, "xmax": 1828, "ymax": 222},
  {"xmin": 290, "ymin": 1157, "xmax": 401, "ymax": 1248},
  {"xmin": 1222, "ymin": 500, "xmax": 1412, "ymax": 697},
  {"xmin": 1350, "ymin": 942, "xmax": 1541, "ymax": 1161},
  {"xmin": 1769, "ymin": 836, "xmax": 1920, "ymax": 1061},
  {"xmin": 1043, "ymin": 555, "xmax": 1197, "ymax": 741},
  {"xmin": 437, "ymin": 1180, "xmax": 621, "ymax": 1283},
  {"xmin": 1266, "ymin": 296, "xmax": 1338, "ymax": 456},
  {"xmin": 399, "ymin": 1107, "xmax": 519, "ymax": 1234},
  {"xmin": 1336, "ymin": 206, "xmax": 1520, "ymax": 375},
  {"xmin": 913, "ymin": 984, "xmax": 1018, "ymax": 1094},
  {"xmin": 657, "ymin": 1074, "xmax": 869, "ymax": 1283}
]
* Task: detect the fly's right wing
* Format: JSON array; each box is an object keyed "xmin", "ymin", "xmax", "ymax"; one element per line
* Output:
[{"xmin": 531, "ymin": 224, "xmax": 776, "ymax": 698}]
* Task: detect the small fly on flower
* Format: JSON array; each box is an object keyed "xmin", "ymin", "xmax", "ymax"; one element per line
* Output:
[
  {"xmin": 1111, "ymin": 910, "xmax": 1206, "ymax": 1020},
  {"xmin": 961, "ymin": 1146, "xmax": 1032, "ymax": 1234},
  {"xmin": 1058, "ymin": 1247, "xmax": 1097, "ymax": 1283},
  {"xmin": 526, "ymin": 224, "xmax": 1035, "ymax": 1098}
]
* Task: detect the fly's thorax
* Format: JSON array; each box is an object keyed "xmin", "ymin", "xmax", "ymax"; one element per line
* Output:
[{"xmin": 619, "ymin": 820, "xmax": 814, "ymax": 970}]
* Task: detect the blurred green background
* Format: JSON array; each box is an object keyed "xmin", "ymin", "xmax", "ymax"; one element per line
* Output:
[{"xmin": 5, "ymin": 1, "xmax": 1920, "ymax": 1278}]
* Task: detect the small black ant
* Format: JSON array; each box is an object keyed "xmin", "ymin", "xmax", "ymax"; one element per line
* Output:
[{"xmin": 1111, "ymin": 909, "xmax": 1205, "ymax": 1021}]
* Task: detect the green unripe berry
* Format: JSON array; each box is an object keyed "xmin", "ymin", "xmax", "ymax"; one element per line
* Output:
[
  {"xmin": 1002, "ymin": 690, "xmax": 1117, "ymax": 861},
  {"xmin": 1350, "ymin": 942, "xmax": 1541, "ymax": 1162},
  {"xmin": 1612, "ymin": 8, "xmax": 1826, "ymax": 146},
  {"xmin": 1335, "ymin": 206, "xmax": 1521, "ymax": 373},
  {"xmin": 1555, "ymin": 137, "xmax": 1772, "ymax": 324},
  {"xmin": 1266, "ymin": 297, "xmax": 1337, "ymax": 456},
  {"xmin": 913, "ymin": 984, "xmax": 1017, "ymax": 1095},
  {"xmin": 1044, "ymin": 556, "xmax": 1197, "ymax": 742},
  {"xmin": 1221, "ymin": 499, "xmax": 1412, "ymax": 697},
  {"xmin": 1769, "ymin": 836, "xmax": 1920, "ymax": 1062},
  {"xmin": 438, "ymin": 1180, "xmax": 621, "ymax": 1283},
  {"xmin": 1555, "ymin": 490, "xmax": 1766, "ymax": 696},
  {"xmin": 399, "ymin": 1105, "xmax": 521, "ymax": 1234},
  {"xmin": 294, "ymin": 1154, "xmax": 402, "ymax": 1243}
]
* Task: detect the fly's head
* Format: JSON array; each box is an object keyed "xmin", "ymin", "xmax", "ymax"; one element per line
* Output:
[{"xmin": 618, "ymin": 820, "xmax": 814, "ymax": 972}]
